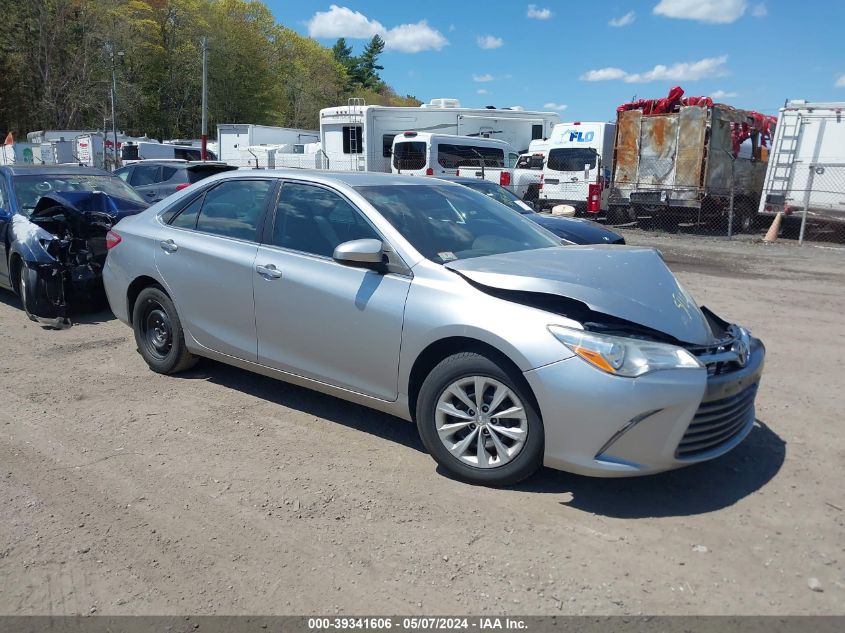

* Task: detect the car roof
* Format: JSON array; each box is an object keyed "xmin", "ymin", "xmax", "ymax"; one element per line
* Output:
[
  {"xmin": 124, "ymin": 160, "xmax": 231, "ymax": 168},
  {"xmin": 211, "ymin": 169, "xmax": 464, "ymax": 188},
  {"xmin": 0, "ymin": 165, "xmax": 113, "ymax": 177}
]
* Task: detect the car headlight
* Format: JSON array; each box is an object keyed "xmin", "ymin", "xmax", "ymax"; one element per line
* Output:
[{"xmin": 548, "ymin": 325, "xmax": 703, "ymax": 377}]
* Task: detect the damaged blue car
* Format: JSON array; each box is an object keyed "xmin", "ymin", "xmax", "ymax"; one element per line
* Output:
[{"xmin": 0, "ymin": 165, "xmax": 148, "ymax": 327}]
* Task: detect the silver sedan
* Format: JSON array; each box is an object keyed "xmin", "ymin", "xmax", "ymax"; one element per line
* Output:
[{"xmin": 103, "ymin": 170, "xmax": 764, "ymax": 485}]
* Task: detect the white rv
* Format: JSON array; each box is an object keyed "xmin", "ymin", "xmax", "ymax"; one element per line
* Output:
[
  {"xmin": 391, "ymin": 132, "xmax": 517, "ymax": 188},
  {"xmin": 320, "ymin": 98, "xmax": 560, "ymax": 173},
  {"xmin": 539, "ymin": 121, "xmax": 615, "ymax": 213},
  {"xmin": 217, "ymin": 124, "xmax": 319, "ymax": 164},
  {"xmin": 759, "ymin": 100, "xmax": 845, "ymax": 224}
]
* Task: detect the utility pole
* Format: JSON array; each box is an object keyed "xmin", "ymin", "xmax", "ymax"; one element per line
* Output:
[
  {"xmin": 201, "ymin": 37, "xmax": 209, "ymax": 161},
  {"xmin": 105, "ymin": 43, "xmax": 124, "ymax": 168}
]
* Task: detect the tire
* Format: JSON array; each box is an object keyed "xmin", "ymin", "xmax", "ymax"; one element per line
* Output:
[
  {"xmin": 132, "ymin": 286, "xmax": 198, "ymax": 374},
  {"xmin": 731, "ymin": 203, "xmax": 756, "ymax": 234},
  {"xmin": 17, "ymin": 262, "xmax": 38, "ymax": 323},
  {"xmin": 416, "ymin": 352, "xmax": 544, "ymax": 486}
]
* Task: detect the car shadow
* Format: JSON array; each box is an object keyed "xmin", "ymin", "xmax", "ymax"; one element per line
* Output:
[
  {"xmin": 180, "ymin": 360, "xmax": 785, "ymax": 518},
  {"xmin": 512, "ymin": 420, "xmax": 785, "ymax": 518},
  {"xmin": 0, "ymin": 289, "xmax": 115, "ymax": 326},
  {"xmin": 178, "ymin": 359, "xmax": 425, "ymax": 453}
]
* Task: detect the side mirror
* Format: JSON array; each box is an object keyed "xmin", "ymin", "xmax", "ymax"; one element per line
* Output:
[{"xmin": 333, "ymin": 238, "xmax": 385, "ymax": 270}]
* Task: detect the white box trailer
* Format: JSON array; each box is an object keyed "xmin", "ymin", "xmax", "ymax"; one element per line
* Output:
[
  {"xmin": 76, "ymin": 133, "xmax": 106, "ymax": 168},
  {"xmin": 539, "ymin": 122, "xmax": 615, "ymax": 212},
  {"xmin": 320, "ymin": 98, "xmax": 560, "ymax": 173},
  {"xmin": 217, "ymin": 124, "xmax": 319, "ymax": 163},
  {"xmin": 1, "ymin": 143, "xmax": 37, "ymax": 165},
  {"xmin": 759, "ymin": 100, "xmax": 845, "ymax": 224},
  {"xmin": 40, "ymin": 140, "xmax": 77, "ymax": 165}
]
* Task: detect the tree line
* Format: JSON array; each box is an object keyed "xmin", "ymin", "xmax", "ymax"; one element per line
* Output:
[{"xmin": 0, "ymin": 0, "xmax": 419, "ymax": 140}]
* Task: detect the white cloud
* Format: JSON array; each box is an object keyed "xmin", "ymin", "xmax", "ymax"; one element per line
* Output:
[
  {"xmin": 580, "ymin": 67, "xmax": 629, "ymax": 82},
  {"xmin": 477, "ymin": 35, "xmax": 504, "ymax": 49},
  {"xmin": 581, "ymin": 55, "xmax": 729, "ymax": 83},
  {"xmin": 836, "ymin": 74, "xmax": 845, "ymax": 88},
  {"xmin": 527, "ymin": 4, "xmax": 553, "ymax": 19},
  {"xmin": 609, "ymin": 11, "xmax": 636, "ymax": 27},
  {"xmin": 543, "ymin": 102, "xmax": 568, "ymax": 111},
  {"xmin": 477, "ymin": 89, "xmax": 490, "ymax": 95},
  {"xmin": 385, "ymin": 21, "xmax": 448, "ymax": 53},
  {"xmin": 751, "ymin": 2, "xmax": 767, "ymax": 16},
  {"xmin": 653, "ymin": 0, "xmax": 747, "ymax": 24},
  {"xmin": 473, "ymin": 73, "xmax": 495, "ymax": 82},
  {"xmin": 306, "ymin": 5, "xmax": 448, "ymax": 53},
  {"xmin": 307, "ymin": 5, "xmax": 382, "ymax": 38},
  {"xmin": 711, "ymin": 89, "xmax": 738, "ymax": 99}
]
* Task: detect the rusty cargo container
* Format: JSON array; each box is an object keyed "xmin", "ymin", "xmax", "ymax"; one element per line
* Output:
[{"xmin": 608, "ymin": 105, "xmax": 770, "ymax": 232}]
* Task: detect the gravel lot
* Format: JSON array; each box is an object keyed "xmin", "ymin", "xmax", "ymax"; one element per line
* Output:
[{"xmin": 1, "ymin": 232, "xmax": 843, "ymax": 616}]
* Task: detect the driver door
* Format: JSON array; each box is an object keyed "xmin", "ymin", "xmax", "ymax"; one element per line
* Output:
[{"xmin": 253, "ymin": 180, "xmax": 411, "ymax": 400}]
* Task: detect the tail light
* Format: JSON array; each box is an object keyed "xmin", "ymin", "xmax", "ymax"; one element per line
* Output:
[
  {"xmin": 587, "ymin": 183, "xmax": 602, "ymax": 213},
  {"xmin": 455, "ymin": 169, "xmax": 460, "ymax": 176},
  {"xmin": 105, "ymin": 230, "xmax": 122, "ymax": 250},
  {"xmin": 500, "ymin": 171, "xmax": 511, "ymax": 187},
  {"xmin": 175, "ymin": 183, "xmax": 191, "ymax": 191},
  {"xmin": 425, "ymin": 167, "xmax": 434, "ymax": 176},
  {"xmin": 539, "ymin": 173, "xmax": 544, "ymax": 190}
]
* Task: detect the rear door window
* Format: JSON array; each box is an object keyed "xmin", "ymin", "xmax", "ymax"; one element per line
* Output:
[
  {"xmin": 392, "ymin": 142, "xmax": 427, "ymax": 170},
  {"xmin": 130, "ymin": 164, "xmax": 161, "ymax": 186},
  {"xmin": 547, "ymin": 148, "xmax": 597, "ymax": 172},
  {"xmin": 194, "ymin": 179, "xmax": 274, "ymax": 241},
  {"xmin": 437, "ymin": 144, "xmax": 505, "ymax": 169}
]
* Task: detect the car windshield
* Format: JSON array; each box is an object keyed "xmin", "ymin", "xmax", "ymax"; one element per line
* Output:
[
  {"xmin": 457, "ymin": 181, "xmax": 534, "ymax": 214},
  {"xmin": 12, "ymin": 174, "xmax": 146, "ymax": 213},
  {"xmin": 355, "ymin": 183, "xmax": 560, "ymax": 264}
]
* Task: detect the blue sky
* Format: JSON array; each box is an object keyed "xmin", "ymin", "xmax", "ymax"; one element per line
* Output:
[{"xmin": 265, "ymin": 1, "xmax": 845, "ymax": 120}]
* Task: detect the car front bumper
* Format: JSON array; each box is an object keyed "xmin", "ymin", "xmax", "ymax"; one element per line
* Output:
[{"xmin": 524, "ymin": 336, "xmax": 765, "ymax": 477}]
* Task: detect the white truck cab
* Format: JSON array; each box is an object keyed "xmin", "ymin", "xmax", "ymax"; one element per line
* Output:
[
  {"xmin": 539, "ymin": 121, "xmax": 615, "ymax": 213},
  {"xmin": 391, "ymin": 132, "xmax": 518, "ymax": 189}
]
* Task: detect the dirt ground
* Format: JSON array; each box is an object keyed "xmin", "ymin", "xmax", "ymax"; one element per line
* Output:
[{"xmin": 1, "ymin": 231, "xmax": 843, "ymax": 616}]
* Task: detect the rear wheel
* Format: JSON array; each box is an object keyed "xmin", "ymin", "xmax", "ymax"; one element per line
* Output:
[
  {"xmin": 731, "ymin": 201, "xmax": 756, "ymax": 234},
  {"xmin": 132, "ymin": 286, "xmax": 197, "ymax": 374},
  {"xmin": 416, "ymin": 352, "xmax": 544, "ymax": 486}
]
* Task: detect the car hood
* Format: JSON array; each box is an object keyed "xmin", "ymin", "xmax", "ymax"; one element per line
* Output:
[
  {"xmin": 530, "ymin": 214, "xmax": 623, "ymax": 244},
  {"xmin": 32, "ymin": 191, "xmax": 148, "ymax": 221},
  {"xmin": 444, "ymin": 245, "xmax": 715, "ymax": 345}
]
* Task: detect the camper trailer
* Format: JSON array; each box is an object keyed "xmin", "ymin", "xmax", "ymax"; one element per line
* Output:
[
  {"xmin": 759, "ymin": 100, "xmax": 845, "ymax": 225},
  {"xmin": 320, "ymin": 99, "xmax": 560, "ymax": 173}
]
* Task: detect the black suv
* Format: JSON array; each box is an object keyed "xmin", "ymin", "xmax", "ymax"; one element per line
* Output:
[{"xmin": 114, "ymin": 160, "xmax": 237, "ymax": 203}]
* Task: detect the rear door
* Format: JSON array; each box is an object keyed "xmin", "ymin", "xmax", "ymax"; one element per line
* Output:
[
  {"xmin": 129, "ymin": 164, "xmax": 163, "ymax": 202},
  {"xmin": 155, "ymin": 177, "xmax": 277, "ymax": 360},
  {"xmin": 253, "ymin": 180, "xmax": 410, "ymax": 400}
]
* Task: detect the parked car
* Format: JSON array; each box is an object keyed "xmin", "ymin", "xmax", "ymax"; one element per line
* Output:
[
  {"xmin": 104, "ymin": 171, "xmax": 764, "ymax": 485},
  {"xmin": 440, "ymin": 176, "xmax": 625, "ymax": 244},
  {"xmin": 114, "ymin": 160, "xmax": 236, "ymax": 203},
  {"xmin": 0, "ymin": 165, "xmax": 148, "ymax": 326}
]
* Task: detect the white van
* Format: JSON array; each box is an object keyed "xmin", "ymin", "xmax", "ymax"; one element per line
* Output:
[
  {"xmin": 539, "ymin": 122, "xmax": 615, "ymax": 213},
  {"xmin": 391, "ymin": 132, "xmax": 518, "ymax": 189},
  {"xmin": 121, "ymin": 141, "xmax": 216, "ymax": 165}
]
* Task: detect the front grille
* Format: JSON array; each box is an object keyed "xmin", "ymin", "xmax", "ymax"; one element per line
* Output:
[{"xmin": 676, "ymin": 383, "xmax": 757, "ymax": 458}]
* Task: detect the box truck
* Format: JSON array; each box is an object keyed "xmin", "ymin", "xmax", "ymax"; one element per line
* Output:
[{"xmin": 759, "ymin": 100, "xmax": 845, "ymax": 225}]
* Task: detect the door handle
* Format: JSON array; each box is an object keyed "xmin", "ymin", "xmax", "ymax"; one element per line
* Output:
[
  {"xmin": 159, "ymin": 239, "xmax": 178, "ymax": 253},
  {"xmin": 256, "ymin": 264, "xmax": 282, "ymax": 279}
]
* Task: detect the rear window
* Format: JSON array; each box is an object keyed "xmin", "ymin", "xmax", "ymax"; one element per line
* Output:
[
  {"xmin": 547, "ymin": 148, "xmax": 597, "ymax": 172},
  {"xmin": 516, "ymin": 154, "xmax": 544, "ymax": 170},
  {"xmin": 392, "ymin": 142, "xmax": 427, "ymax": 171},
  {"xmin": 187, "ymin": 165, "xmax": 235, "ymax": 183},
  {"xmin": 437, "ymin": 144, "xmax": 505, "ymax": 169}
]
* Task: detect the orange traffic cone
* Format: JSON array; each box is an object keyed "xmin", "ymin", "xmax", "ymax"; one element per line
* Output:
[{"xmin": 762, "ymin": 212, "xmax": 782, "ymax": 243}]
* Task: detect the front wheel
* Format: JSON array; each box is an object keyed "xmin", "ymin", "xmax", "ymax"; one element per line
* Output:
[
  {"xmin": 416, "ymin": 352, "xmax": 544, "ymax": 486},
  {"xmin": 132, "ymin": 286, "xmax": 198, "ymax": 374}
]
